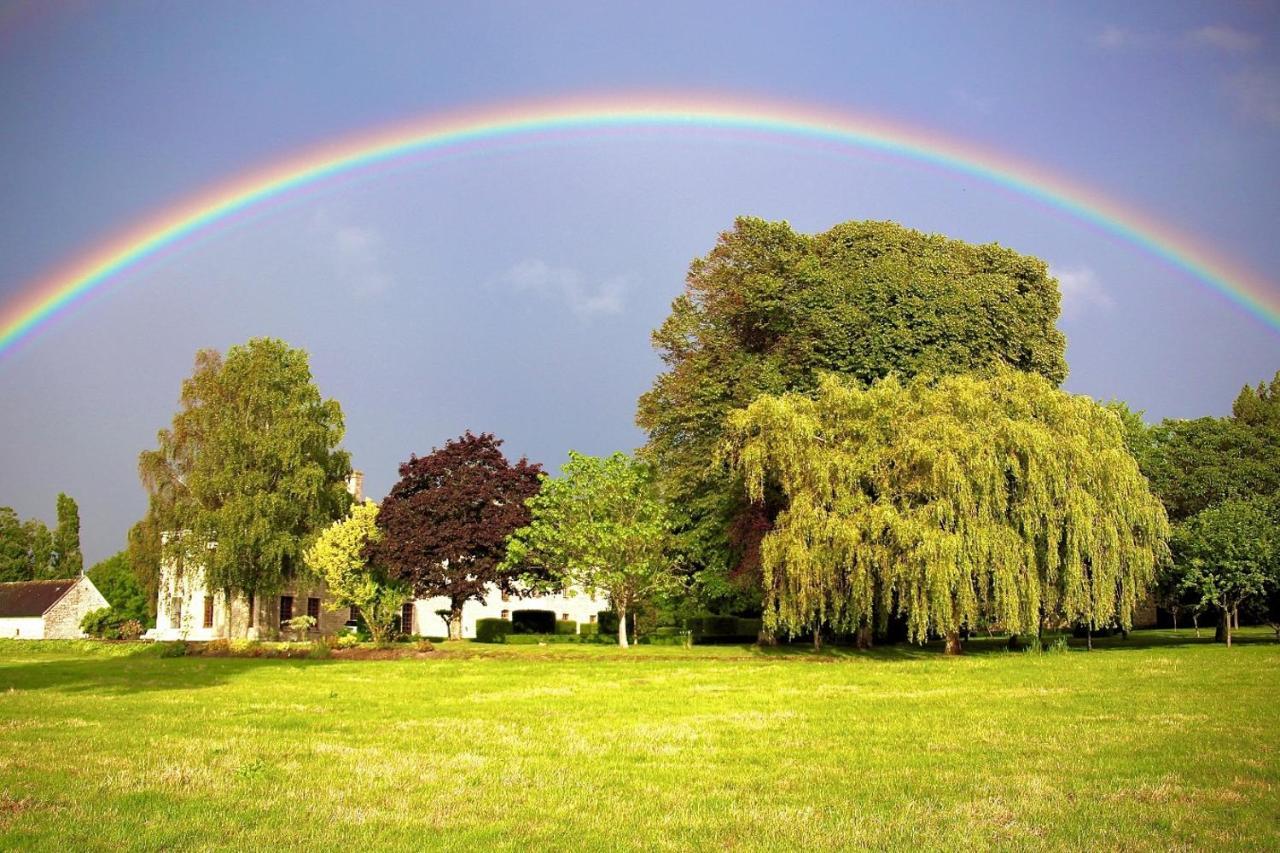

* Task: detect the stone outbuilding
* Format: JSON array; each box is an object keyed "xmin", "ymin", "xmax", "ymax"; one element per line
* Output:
[{"xmin": 0, "ymin": 577, "xmax": 110, "ymax": 639}]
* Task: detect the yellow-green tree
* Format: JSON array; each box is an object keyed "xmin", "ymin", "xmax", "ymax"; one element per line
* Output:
[
  {"xmin": 725, "ymin": 370, "xmax": 1168, "ymax": 653},
  {"xmin": 304, "ymin": 500, "xmax": 407, "ymax": 644}
]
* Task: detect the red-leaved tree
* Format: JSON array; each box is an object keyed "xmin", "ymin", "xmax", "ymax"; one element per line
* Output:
[{"xmin": 370, "ymin": 432, "xmax": 543, "ymax": 640}]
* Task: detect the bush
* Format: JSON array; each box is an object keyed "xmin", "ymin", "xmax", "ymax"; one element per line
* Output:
[
  {"xmin": 475, "ymin": 617, "xmax": 512, "ymax": 644},
  {"xmin": 597, "ymin": 611, "xmax": 619, "ymax": 637},
  {"xmin": 335, "ymin": 632, "xmax": 362, "ymax": 649},
  {"xmin": 505, "ymin": 634, "xmax": 546, "ymax": 645},
  {"xmin": 118, "ymin": 620, "xmax": 144, "ymax": 641},
  {"xmin": 158, "ymin": 641, "xmax": 187, "ymax": 658},
  {"xmin": 580, "ymin": 622, "xmax": 599, "ymax": 636},
  {"xmin": 308, "ymin": 640, "xmax": 331, "ymax": 659},
  {"xmin": 688, "ymin": 615, "xmax": 760, "ymax": 644},
  {"xmin": 512, "ymin": 609, "xmax": 556, "ymax": 635},
  {"xmin": 81, "ymin": 607, "xmax": 124, "ymax": 639},
  {"xmin": 555, "ymin": 620, "xmax": 578, "ymax": 635}
]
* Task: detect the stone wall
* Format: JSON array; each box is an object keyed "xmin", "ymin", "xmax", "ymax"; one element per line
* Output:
[{"xmin": 43, "ymin": 578, "xmax": 110, "ymax": 639}]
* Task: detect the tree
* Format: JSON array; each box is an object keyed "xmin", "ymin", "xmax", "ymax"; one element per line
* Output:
[
  {"xmin": 0, "ymin": 508, "xmax": 30, "ymax": 582},
  {"xmin": 25, "ymin": 519, "xmax": 54, "ymax": 579},
  {"xmin": 51, "ymin": 493, "xmax": 83, "ymax": 578},
  {"xmin": 725, "ymin": 370, "xmax": 1169, "ymax": 653},
  {"xmin": 370, "ymin": 432, "xmax": 542, "ymax": 641},
  {"xmin": 505, "ymin": 452, "xmax": 680, "ymax": 649},
  {"xmin": 304, "ymin": 500, "xmax": 408, "ymax": 644},
  {"xmin": 126, "ymin": 517, "xmax": 163, "ymax": 621},
  {"xmin": 637, "ymin": 217, "xmax": 1069, "ymax": 607},
  {"xmin": 1172, "ymin": 498, "xmax": 1276, "ymax": 647},
  {"xmin": 87, "ymin": 552, "xmax": 151, "ymax": 627},
  {"xmin": 138, "ymin": 339, "xmax": 351, "ymax": 635}
]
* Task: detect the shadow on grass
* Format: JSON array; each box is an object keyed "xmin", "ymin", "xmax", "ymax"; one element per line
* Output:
[{"xmin": 0, "ymin": 643, "xmax": 332, "ymax": 695}]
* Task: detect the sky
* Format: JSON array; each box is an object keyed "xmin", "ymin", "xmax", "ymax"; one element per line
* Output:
[{"xmin": 1, "ymin": 1, "xmax": 1278, "ymax": 564}]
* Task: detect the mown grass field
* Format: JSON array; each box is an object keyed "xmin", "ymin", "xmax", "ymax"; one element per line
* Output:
[{"xmin": 0, "ymin": 630, "xmax": 1277, "ymax": 851}]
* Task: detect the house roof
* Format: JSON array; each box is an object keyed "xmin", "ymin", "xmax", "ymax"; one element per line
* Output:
[{"xmin": 0, "ymin": 579, "xmax": 80, "ymax": 618}]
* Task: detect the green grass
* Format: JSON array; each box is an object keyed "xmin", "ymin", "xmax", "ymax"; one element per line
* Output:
[{"xmin": 0, "ymin": 630, "xmax": 1276, "ymax": 851}]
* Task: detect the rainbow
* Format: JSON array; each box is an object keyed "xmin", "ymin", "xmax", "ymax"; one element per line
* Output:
[{"xmin": 3, "ymin": 92, "xmax": 1278, "ymax": 354}]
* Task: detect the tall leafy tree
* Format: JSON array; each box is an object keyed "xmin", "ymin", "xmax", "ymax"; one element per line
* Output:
[
  {"xmin": 505, "ymin": 452, "xmax": 680, "ymax": 649},
  {"xmin": 126, "ymin": 517, "xmax": 163, "ymax": 620},
  {"xmin": 25, "ymin": 519, "xmax": 54, "ymax": 579},
  {"xmin": 1172, "ymin": 498, "xmax": 1276, "ymax": 647},
  {"xmin": 371, "ymin": 432, "xmax": 542, "ymax": 640},
  {"xmin": 637, "ymin": 217, "xmax": 1068, "ymax": 604},
  {"xmin": 138, "ymin": 338, "xmax": 351, "ymax": 633},
  {"xmin": 51, "ymin": 493, "xmax": 83, "ymax": 577},
  {"xmin": 0, "ymin": 508, "xmax": 30, "ymax": 582},
  {"xmin": 305, "ymin": 500, "xmax": 408, "ymax": 644},
  {"xmin": 87, "ymin": 552, "xmax": 151, "ymax": 626},
  {"xmin": 725, "ymin": 370, "xmax": 1169, "ymax": 653}
]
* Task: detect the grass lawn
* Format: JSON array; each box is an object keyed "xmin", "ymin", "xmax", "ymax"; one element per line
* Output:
[{"xmin": 0, "ymin": 630, "xmax": 1276, "ymax": 851}]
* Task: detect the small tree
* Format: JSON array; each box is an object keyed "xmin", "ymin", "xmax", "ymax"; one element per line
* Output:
[
  {"xmin": 505, "ymin": 451, "xmax": 680, "ymax": 649},
  {"xmin": 1173, "ymin": 498, "xmax": 1276, "ymax": 647},
  {"xmin": 304, "ymin": 500, "xmax": 407, "ymax": 644},
  {"xmin": 371, "ymin": 432, "xmax": 542, "ymax": 640},
  {"xmin": 52, "ymin": 493, "xmax": 83, "ymax": 578}
]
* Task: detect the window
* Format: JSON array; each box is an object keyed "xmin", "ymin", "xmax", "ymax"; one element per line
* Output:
[
  {"xmin": 589, "ymin": 614, "xmax": 597, "ymax": 624},
  {"xmin": 500, "ymin": 590, "xmax": 510, "ymax": 602},
  {"xmin": 349, "ymin": 606, "xmax": 359, "ymax": 624},
  {"xmin": 561, "ymin": 613, "xmax": 570, "ymax": 621},
  {"xmin": 307, "ymin": 597, "xmax": 320, "ymax": 626},
  {"xmin": 203, "ymin": 596, "xmax": 214, "ymax": 629},
  {"xmin": 401, "ymin": 602, "xmax": 413, "ymax": 634},
  {"xmin": 501, "ymin": 609, "xmax": 510, "ymax": 619},
  {"xmin": 279, "ymin": 595, "xmax": 293, "ymax": 624}
]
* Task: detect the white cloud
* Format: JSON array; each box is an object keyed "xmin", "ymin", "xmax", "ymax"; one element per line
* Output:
[
  {"xmin": 501, "ymin": 259, "xmax": 627, "ymax": 319},
  {"xmin": 312, "ymin": 212, "xmax": 393, "ymax": 296},
  {"xmin": 1051, "ymin": 266, "xmax": 1114, "ymax": 321},
  {"xmin": 1224, "ymin": 68, "xmax": 1280, "ymax": 127},
  {"xmin": 1188, "ymin": 25, "xmax": 1259, "ymax": 54}
]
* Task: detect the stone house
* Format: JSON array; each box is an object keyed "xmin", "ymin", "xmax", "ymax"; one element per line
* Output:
[{"xmin": 0, "ymin": 577, "xmax": 110, "ymax": 639}]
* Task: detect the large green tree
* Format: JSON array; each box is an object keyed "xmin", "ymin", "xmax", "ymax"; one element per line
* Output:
[
  {"xmin": 138, "ymin": 338, "xmax": 351, "ymax": 633},
  {"xmin": 87, "ymin": 551, "xmax": 151, "ymax": 626},
  {"xmin": 637, "ymin": 217, "xmax": 1068, "ymax": 604},
  {"xmin": 505, "ymin": 451, "xmax": 680, "ymax": 649},
  {"xmin": 51, "ymin": 493, "xmax": 83, "ymax": 578},
  {"xmin": 304, "ymin": 500, "xmax": 407, "ymax": 643},
  {"xmin": 725, "ymin": 370, "xmax": 1169, "ymax": 653},
  {"xmin": 0, "ymin": 506, "xmax": 55, "ymax": 582}
]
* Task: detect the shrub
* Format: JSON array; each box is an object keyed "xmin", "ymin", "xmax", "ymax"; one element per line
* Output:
[
  {"xmin": 81, "ymin": 607, "xmax": 123, "ymax": 639},
  {"xmin": 505, "ymin": 634, "xmax": 546, "ymax": 645},
  {"xmin": 118, "ymin": 620, "xmax": 143, "ymax": 641},
  {"xmin": 597, "ymin": 611, "xmax": 619, "ymax": 637},
  {"xmin": 158, "ymin": 641, "xmax": 187, "ymax": 658},
  {"xmin": 580, "ymin": 622, "xmax": 599, "ymax": 636},
  {"xmin": 735, "ymin": 618, "xmax": 763, "ymax": 639},
  {"xmin": 414, "ymin": 638, "xmax": 434, "ymax": 653},
  {"xmin": 555, "ymin": 620, "xmax": 578, "ymax": 635},
  {"xmin": 475, "ymin": 617, "xmax": 512, "ymax": 644},
  {"xmin": 335, "ymin": 632, "xmax": 361, "ymax": 649},
  {"xmin": 308, "ymin": 640, "xmax": 331, "ymax": 659},
  {"xmin": 688, "ymin": 615, "xmax": 760, "ymax": 644},
  {"xmin": 512, "ymin": 609, "xmax": 556, "ymax": 635}
]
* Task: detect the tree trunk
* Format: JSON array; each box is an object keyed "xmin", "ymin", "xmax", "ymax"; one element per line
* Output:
[
  {"xmin": 1193, "ymin": 613, "xmax": 1200, "ymax": 638},
  {"xmin": 856, "ymin": 624, "xmax": 873, "ymax": 650},
  {"xmin": 813, "ymin": 628, "xmax": 822, "ymax": 652},
  {"xmin": 617, "ymin": 603, "xmax": 629, "ymax": 649},
  {"xmin": 757, "ymin": 628, "xmax": 777, "ymax": 647},
  {"xmin": 1086, "ymin": 625, "xmax": 1093, "ymax": 651},
  {"xmin": 1225, "ymin": 609, "xmax": 1233, "ymax": 648},
  {"xmin": 1215, "ymin": 611, "xmax": 1227, "ymax": 644},
  {"xmin": 944, "ymin": 630, "xmax": 962, "ymax": 655},
  {"xmin": 1233, "ymin": 607, "xmax": 1240, "ymax": 630},
  {"xmin": 1171, "ymin": 609, "xmax": 1178, "ymax": 631},
  {"xmin": 448, "ymin": 602, "xmax": 464, "ymax": 641}
]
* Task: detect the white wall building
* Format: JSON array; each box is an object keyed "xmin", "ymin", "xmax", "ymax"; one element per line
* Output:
[{"xmin": 0, "ymin": 577, "xmax": 110, "ymax": 639}]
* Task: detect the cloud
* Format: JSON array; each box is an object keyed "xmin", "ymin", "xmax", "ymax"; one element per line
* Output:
[
  {"xmin": 312, "ymin": 212, "xmax": 393, "ymax": 296},
  {"xmin": 1187, "ymin": 25, "xmax": 1259, "ymax": 54},
  {"xmin": 1051, "ymin": 266, "xmax": 1114, "ymax": 320},
  {"xmin": 501, "ymin": 259, "xmax": 627, "ymax": 319},
  {"xmin": 1224, "ymin": 68, "xmax": 1280, "ymax": 127}
]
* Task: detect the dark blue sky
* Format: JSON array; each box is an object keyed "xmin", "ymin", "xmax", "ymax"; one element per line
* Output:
[{"xmin": 1, "ymin": 1, "xmax": 1278, "ymax": 563}]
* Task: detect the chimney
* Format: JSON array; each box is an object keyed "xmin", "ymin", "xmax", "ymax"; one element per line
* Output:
[{"xmin": 346, "ymin": 470, "xmax": 364, "ymax": 502}]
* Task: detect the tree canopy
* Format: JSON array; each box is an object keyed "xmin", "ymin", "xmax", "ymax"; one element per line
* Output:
[
  {"xmin": 505, "ymin": 451, "xmax": 679, "ymax": 648},
  {"xmin": 637, "ymin": 217, "xmax": 1069, "ymax": 605},
  {"xmin": 138, "ymin": 339, "xmax": 351, "ymax": 608},
  {"xmin": 725, "ymin": 370, "xmax": 1169, "ymax": 652},
  {"xmin": 87, "ymin": 551, "xmax": 151, "ymax": 627},
  {"xmin": 304, "ymin": 499, "xmax": 407, "ymax": 643},
  {"xmin": 52, "ymin": 493, "xmax": 83, "ymax": 577},
  {"xmin": 370, "ymin": 432, "xmax": 542, "ymax": 640},
  {"xmin": 0, "ymin": 501, "xmax": 66, "ymax": 582}
]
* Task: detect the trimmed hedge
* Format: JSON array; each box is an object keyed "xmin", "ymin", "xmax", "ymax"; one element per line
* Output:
[
  {"xmin": 688, "ymin": 615, "xmax": 763, "ymax": 644},
  {"xmin": 579, "ymin": 622, "xmax": 599, "ymax": 636},
  {"xmin": 554, "ymin": 620, "xmax": 578, "ymax": 635},
  {"xmin": 597, "ymin": 610, "xmax": 620, "ymax": 637},
  {"xmin": 512, "ymin": 609, "xmax": 556, "ymax": 635},
  {"xmin": 475, "ymin": 618, "xmax": 512, "ymax": 644}
]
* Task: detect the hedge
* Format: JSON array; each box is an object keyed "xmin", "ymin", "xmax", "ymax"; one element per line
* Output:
[
  {"xmin": 579, "ymin": 622, "xmax": 599, "ymax": 636},
  {"xmin": 475, "ymin": 618, "xmax": 512, "ymax": 644},
  {"xmin": 554, "ymin": 620, "xmax": 578, "ymax": 635},
  {"xmin": 597, "ymin": 610, "xmax": 620, "ymax": 637},
  {"xmin": 512, "ymin": 609, "xmax": 556, "ymax": 635},
  {"xmin": 688, "ymin": 616, "xmax": 762, "ymax": 644}
]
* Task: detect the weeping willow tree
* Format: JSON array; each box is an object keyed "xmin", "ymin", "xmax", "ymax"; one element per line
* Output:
[{"xmin": 725, "ymin": 369, "xmax": 1169, "ymax": 653}]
